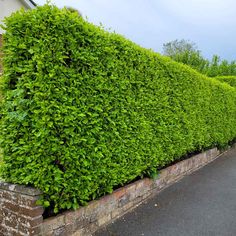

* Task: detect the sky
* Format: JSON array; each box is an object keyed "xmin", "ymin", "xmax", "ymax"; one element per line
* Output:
[{"xmin": 34, "ymin": 0, "xmax": 236, "ymax": 61}]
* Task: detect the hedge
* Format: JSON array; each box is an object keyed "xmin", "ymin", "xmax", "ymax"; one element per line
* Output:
[
  {"xmin": 1, "ymin": 5, "xmax": 236, "ymax": 212},
  {"xmin": 214, "ymin": 76, "xmax": 236, "ymax": 88}
]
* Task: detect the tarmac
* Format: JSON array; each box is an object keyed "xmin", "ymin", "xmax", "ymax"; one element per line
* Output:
[{"xmin": 95, "ymin": 147, "xmax": 236, "ymax": 236}]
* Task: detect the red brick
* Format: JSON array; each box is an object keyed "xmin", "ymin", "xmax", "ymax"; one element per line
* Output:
[
  {"xmin": 113, "ymin": 188, "xmax": 126, "ymax": 200},
  {"xmin": 2, "ymin": 200, "xmax": 43, "ymax": 218},
  {"xmin": 0, "ymin": 190, "xmax": 40, "ymax": 208},
  {"xmin": 2, "ymin": 208, "xmax": 43, "ymax": 228}
]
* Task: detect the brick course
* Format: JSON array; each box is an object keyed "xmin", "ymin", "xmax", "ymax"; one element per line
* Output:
[
  {"xmin": 0, "ymin": 146, "xmax": 228, "ymax": 235},
  {"xmin": 0, "ymin": 183, "xmax": 43, "ymax": 236}
]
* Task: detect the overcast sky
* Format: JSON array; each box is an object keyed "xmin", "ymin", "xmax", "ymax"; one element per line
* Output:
[{"xmin": 34, "ymin": 0, "xmax": 236, "ymax": 61}]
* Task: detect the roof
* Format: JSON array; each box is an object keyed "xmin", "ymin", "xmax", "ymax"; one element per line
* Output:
[
  {"xmin": 28, "ymin": 0, "xmax": 37, "ymax": 6},
  {"xmin": 20, "ymin": 0, "xmax": 37, "ymax": 9}
]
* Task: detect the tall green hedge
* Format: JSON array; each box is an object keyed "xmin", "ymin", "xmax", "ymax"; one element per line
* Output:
[
  {"xmin": 1, "ymin": 5, "xmax": 236, "ymax": 212},
  {"xmin": 214, "ymin": 76, "xmax": 236, "ymax": 88}
]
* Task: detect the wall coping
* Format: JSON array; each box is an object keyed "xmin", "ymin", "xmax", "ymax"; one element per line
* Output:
[{"xmin": 0, "ymin": 181, "xmax": 42, "ymax": 196}]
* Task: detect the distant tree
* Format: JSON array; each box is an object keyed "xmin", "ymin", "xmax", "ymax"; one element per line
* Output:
[
  {"xmin": 162, "ymin": 39, "xmax": 209, "ymax": 73},
  {"xmin": 206, "ymin": 55, "xmax": 220, "ymax": 77},
  {"xmin": 228, "ymin": 61, "xmax": 236, "ymax": 75},
  {"xmin": 163, "ymin": 39, "xmax": 236, "ymax": 77},
  {"xmin": 219, "ymin": 59, "xmax": 229, "ymax": 75},
  {"xmin": 205, "ymin": 55, "xmax": 236, "ymax": 77},
  {"xmin": 163, "ymin": 39, "xmax": 198, "ymax": 58}
]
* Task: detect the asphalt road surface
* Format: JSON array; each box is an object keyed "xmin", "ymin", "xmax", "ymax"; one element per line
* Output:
[{"xmin": 95, "ymin": 147, "xmax": 236, "ymax": 236}]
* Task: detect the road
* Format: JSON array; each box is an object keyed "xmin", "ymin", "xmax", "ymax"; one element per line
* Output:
[{"xmin": 95, "ymin": 147, "xmax": 236, "ymax": 236}]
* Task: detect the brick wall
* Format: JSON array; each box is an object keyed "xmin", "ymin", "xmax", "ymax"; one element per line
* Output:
[
  {"xmin": 0, "ymin": 147, "xmax": 223, "ymax": 236},
  {"xmin": 0, "ymin": 183, "xmax": 44, "ymax": 235}
]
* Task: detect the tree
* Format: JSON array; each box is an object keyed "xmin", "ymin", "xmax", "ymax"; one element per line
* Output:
[
  {"xmin": 206, "ymin": 55, "xmax": 220, "ymax": 77},
  {"xmin": 162, "ymin": 39, "xmax": 209, "ymax": 73},
  {"xmin": 163, "ymin": 39, "xmax": 198, "ymax": 58},
  {"xmin": 205, "ymin": 55, "xmax": 236, "ymax": 77}
]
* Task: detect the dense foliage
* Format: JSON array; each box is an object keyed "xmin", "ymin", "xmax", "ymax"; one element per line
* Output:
[
  {"xmin": 163, "ymin": 39, "xmax": 236, "ymax": 77},
  {"xmin": 214, "ymin": 76, "xmax": 236, "ymax": 88},
  {"xmin": 1, "ymin": 5, "xmax": 236, "ymax": 212}
]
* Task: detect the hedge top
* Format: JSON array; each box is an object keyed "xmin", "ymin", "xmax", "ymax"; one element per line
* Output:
[{"xmin": 214, "ymin": 76, "xmax": 236, "ymax": 88}]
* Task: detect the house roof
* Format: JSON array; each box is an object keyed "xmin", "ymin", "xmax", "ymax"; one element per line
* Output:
[
  {"xmin": 29, "ymin": 0, "xmax": 37, "ymax": 6},
  {"xmin": 20, "ymin": 0, "xmax": 37, "ymax": 9}
]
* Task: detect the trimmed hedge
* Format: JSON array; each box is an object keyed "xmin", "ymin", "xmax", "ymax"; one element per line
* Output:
[
  {"xmin": 214, "ymin": 76, "xmax": 236, "ymax": 88},
  {"xmin": 0, "ymin": 34, "xmax": 3, "ymax": 74},
  {"xmin": 1, "ymin": 5, "xmax": 236, "ymax": 212}
]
